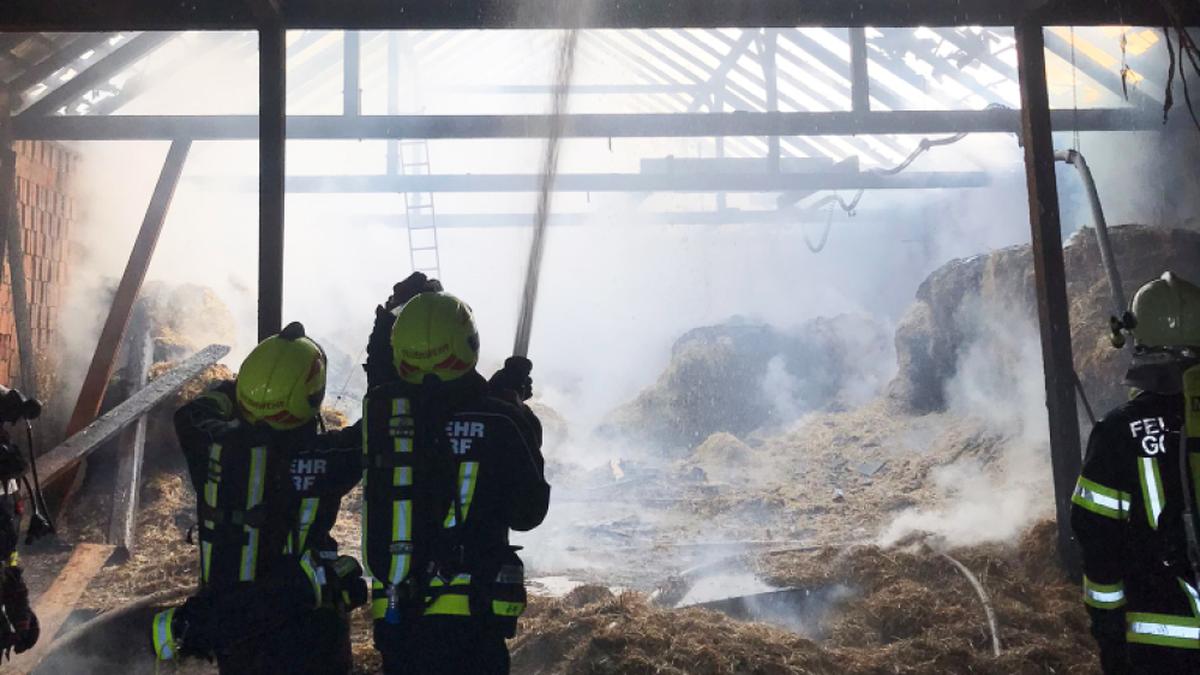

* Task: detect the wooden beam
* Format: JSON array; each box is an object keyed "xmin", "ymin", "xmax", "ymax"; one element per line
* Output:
[
  {"xmin": 32, "ymin": 344, "xmax": 230, "ymax": 486},
  {"xmin": 1015, "ymin": 20, "xmax": 1082, "ymax": 576},
  {"xmin": 0, "ymin": 0, "xmax": 1195, "ymax": 32},
  {"xmin": 64, "ymin": 139, "xmax": 190, "ymax": 438},
  {"xmin": 105, "ymin": 304, "xmax": 152, "ymax": 557},
  {"xmin": 0, "ymin": 93, "xmax": 37, "ymax": 398},
  {"xmin": 16, "ymin": 32, "xmax": 172, "ymax": 117},
  {"xmin": 9, "ymin": 108, "xmax": 1164, "ymax": 142},
  {"xmin": 8, "ymin": 543, "xmax": 116, "ymax": 672}
]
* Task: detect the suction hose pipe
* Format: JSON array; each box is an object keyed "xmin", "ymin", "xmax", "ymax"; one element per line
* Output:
[{"xmin": 1053, "ymin": 149, "xmax": 1127, "ymax": 318}]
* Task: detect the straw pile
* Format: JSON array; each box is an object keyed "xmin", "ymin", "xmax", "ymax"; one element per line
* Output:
[{"xmin": 511, "ymin": 522, "xmax": 1096, "ymax": 675}]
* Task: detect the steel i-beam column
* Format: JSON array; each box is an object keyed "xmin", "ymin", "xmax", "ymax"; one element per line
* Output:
[
  {"xmin": 849, "ymin": 27, "xmax": 870, "ymax": 113},
  {"xmin": 1015, "ymin": 20, "xmax": 1083, "ymax": 576},
  {"xmin": 259, "ymin": 15, "xmax": 286, "ymax": 340},
  {"xmin": 344, "ymin": 30, "xmax": 361, "ymax": 117}
]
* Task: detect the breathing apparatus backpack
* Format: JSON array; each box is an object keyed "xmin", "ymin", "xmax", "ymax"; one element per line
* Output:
[{"xmin": 188, "ymin": 422, "xmax": 299, "ymax": 592}]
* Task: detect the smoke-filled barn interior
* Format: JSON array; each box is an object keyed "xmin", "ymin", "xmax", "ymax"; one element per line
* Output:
[{"xmin": 1, "ymin": 1, "xmax": 1200, "ymax": 673}]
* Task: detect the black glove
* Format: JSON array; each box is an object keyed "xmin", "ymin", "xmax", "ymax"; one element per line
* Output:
[
  {"xmin": 2, "ymin": 568, "xmax": 37, "ymax": 655},
  {"xmin": 1089, "ymin": 609, "xmax": 1130, "ymax": 675},
  {"xmin": 385, "ymin": 273, "xmax": 444, "ymax": 311},
  {"xmin": 327, "ymin": 555, "xmax": 368, "ymax": 612},
  {"xmin": 489, "ymin": 357, "xmax": 534, "ymax": 402}
]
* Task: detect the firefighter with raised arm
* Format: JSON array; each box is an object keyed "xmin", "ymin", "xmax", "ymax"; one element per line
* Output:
[
  {"xmin": 1072, "ymin": 272, "xmax": 1200, "ymax": 673},
  {"xmin": 150, "ymin": 322, "xmax": 366, "ymax": 674},
  {"xmin": 363, "ymin": 289, "xmax": 550, "ymax": 675}
]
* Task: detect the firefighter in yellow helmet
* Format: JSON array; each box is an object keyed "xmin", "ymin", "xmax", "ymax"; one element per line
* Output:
[
  {"xmin": 150, "ymin": 322, "xmax": 366, "ymax": 674},
  {"xmin": 361, "ymin": 290, "xmax": 550, "ymax": 675},
  {"xmin": 1072, "ymin": 272, "xmax": 1200, "ymax": 673}
]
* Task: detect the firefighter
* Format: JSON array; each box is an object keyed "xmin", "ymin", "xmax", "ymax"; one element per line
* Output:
[
  {"xmin": 363, "ymin": 291, "xmax": 550, "ymax": 675},
  {"xmin": 0, "ymin": 421, "xmax": 37, "ymax": 661},
  {"xmin": 151, "ymin": 322, "xmax": 366, "ymax": 674},
  {"xmin": 1071, "ymin": 271, "xmax": 1200, "ymax": 674}
]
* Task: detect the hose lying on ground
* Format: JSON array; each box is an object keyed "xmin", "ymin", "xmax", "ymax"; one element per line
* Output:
[{"xmin": 941, "ymin": 553, "xmax": 1003, "ymax": 657}]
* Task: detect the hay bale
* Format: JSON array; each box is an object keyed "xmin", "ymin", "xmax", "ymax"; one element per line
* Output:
[
  {"xmin": 604, "ymin": 315, "xmax": 892, "ymax": 453},
  {"xmin": 888, "ymin": 224, "xmax": 1200, "ymax": 415}
]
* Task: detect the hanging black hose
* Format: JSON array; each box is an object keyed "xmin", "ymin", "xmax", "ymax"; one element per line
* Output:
[{"xmin": 22, "ymin": 420, "xmax": 53, "ymax": 541}]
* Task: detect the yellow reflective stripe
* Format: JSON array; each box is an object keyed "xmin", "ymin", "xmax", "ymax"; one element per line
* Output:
[
  {"xmin": 387, "ymin": 500, "xmax": 412, "ymax": 585},
  {"xmin": 201, "ymin": 541, "xmax": 213, "ymax": 583},
  {"xmin": 296, "ymin": 497, "xmax": 320, "ymax": 552},
  {"xmin": 1139, "ymin": 457, "xmax": 1166, "ymax": 530},
  {"xmin": 371, "ymin": 597, "xmax": 388, "ymax": 620},
  {"xmin": 445, "ymin": 461, "xmax": 480, "ymax": 528},
  {"xmin": 360, "ymin": 468, "xmax": 372, "ymax": 579},
  {"xmin": 7, "ymin": 551, "xmax": 18, "ymax": 568},
  {"xmin": 239, "ymin": 446, "xmax": 268, "ymax": 582},
  {"xmin": 1182, "ymin": 578, "xmax": 1200, "ymax": 617},
  {"xmin": 203, "ymin": 444, "xmax": 221, "ymax": 508},
  {"xmin": 430, "ymin": 574, "xmax": 472, "ymax": 588},
  {"xmin": 1127, "ymin": 612, "xmax": 1200, "ymax": 649},
  {"xmin": 1083, "ymin": 576, "xmax": 1126, "ymax": 610},
  {"xmin": 492, "ymin": 600, "xmax": 525, "ymax": 617},
  {"xmin": 152, "ymin": 607, "xmax": 178, "ymax": 661},
  {"xmin": 393, "ymin": 466, "xmax": 412, "ymax": 487},
  {"xmin": 1071, "ymin": 476, "xmax": 1131, "ymax": 520},
  {"xmin": 425, "ymin": 593, "xmax": 470, "ymax": 616},
  {"xmin": 299, "ymin": 551, "xmax": 324, "ymax": 607}
]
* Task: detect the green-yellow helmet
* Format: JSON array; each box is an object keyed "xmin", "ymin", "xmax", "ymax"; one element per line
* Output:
[
  {"xmin": 391, "ymin": 292, "xmax": 480, "ymax": 385},
  {"xmin": 1129, "ymin": 272, "xmax": 1200, "ymax": 350},
  {"xmin": 236, "ymin": 322, "xmax": 327, "ymax": 430}
]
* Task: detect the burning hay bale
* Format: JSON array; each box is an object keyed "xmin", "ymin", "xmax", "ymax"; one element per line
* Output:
[
  {"xmin": 604, "ymin": 315, "xmax": 893, "ymax": 453},
  {"xmin": 889, "ymin": 224, "xmax": 1200, "ymax": 416},
  {"xmin": 142, "ymin": 282, "xmax": 238, "ymax": 362}
]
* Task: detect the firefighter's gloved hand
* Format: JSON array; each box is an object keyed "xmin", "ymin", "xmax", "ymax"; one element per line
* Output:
[
  {"xmin": 385, "ymin": 273, "xmax": 444, "ymax": 311},
  {"xmin": 193, "ymin": 417, "xmax": 241, "ymax": 439},
  {"xmin": 489, "ymin": 357, "xmax": 533, "ymax": 402},
  {"xmin": 1, "ymin": 568, "xmax": 37, "ymax": 654},
  {"xmin": 328, "ymin": 555, "xmax": 368, "ymax": 612}
]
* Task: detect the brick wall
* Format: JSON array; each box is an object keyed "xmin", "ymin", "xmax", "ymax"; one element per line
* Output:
[{"xmin": 0, "ymin": 141, "xmax": 76, "ymax": 385}]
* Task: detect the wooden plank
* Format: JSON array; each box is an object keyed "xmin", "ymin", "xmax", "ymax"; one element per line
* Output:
[
  {"xmin": 8, "ymin": 543, "xmax": 116, "ymax": 673},
  {"xmin": 31, "ymin": 344, "xmax": 230, "ymax": 487},
  {"xmin": 0, "ymin": 94, "xmax": 37, "ymax": 399},
  {"xmin": 105, "ymin": 306, "xmax": 153, "ymax": 556},
  {"xmin": 1014, "ymin": 21, "xmax": 1082, "ymax": 576}
]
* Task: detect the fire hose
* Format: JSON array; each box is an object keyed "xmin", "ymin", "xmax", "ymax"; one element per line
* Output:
[
  {"xmin": 941, "ymin": 553, "xmax": 1003, "ymax": 657},
  {"xmin": 513, "ymin": 27, "xmax": 580, "ymax": 358}
]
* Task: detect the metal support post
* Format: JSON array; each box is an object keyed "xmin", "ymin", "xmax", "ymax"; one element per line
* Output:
[
  {"xmin": 1015, "ymin": 20, "xmax": 1083, "ymax": 576},
  {"xmin": 343, "ymin": 30, "xmax": 361, "ymax": 117},
  {"xmin": 759, "ymin": 29, "xmax": 780, "ymax": 173},
  {"xmin": 849, "ymin": 27, "xmax": 870, "ymax": 113},
  {"xmin": 386, "ymin": 31, "xmax": 400, "ymax": 176},
  {"xmin": 258, "ymin": 15, "xmax": 286, "ymax": 340}
]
